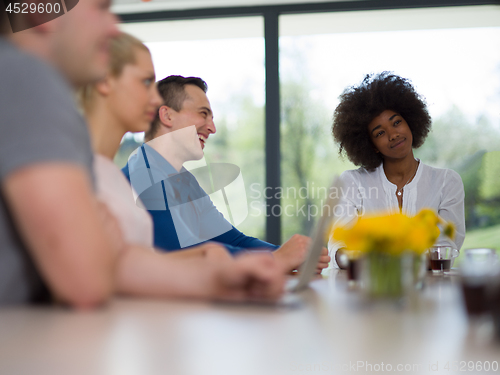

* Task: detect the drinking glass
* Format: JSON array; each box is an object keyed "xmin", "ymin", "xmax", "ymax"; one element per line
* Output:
[
  {"xmin": 460, "ymin": 248, "xmax": 499, "ymax": 318},
  {"xmin": 428, "ymin": 246, "xmax": 459, "ymax": 274}
]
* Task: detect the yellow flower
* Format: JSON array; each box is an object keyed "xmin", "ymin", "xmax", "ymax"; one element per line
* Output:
[
  {"xmin": 406, "ymin": 221, "xmax": 440, "ymax": 254},
  {"xmin": 329, "ymin": 208, "xmax": 455, "ymax": 256},
  {"xmin": 415, "ymin": 208, "xmax": 440, "ymax": 227}
]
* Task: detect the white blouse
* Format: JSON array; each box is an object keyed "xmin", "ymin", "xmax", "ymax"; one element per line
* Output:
[
  {"xmin": 329, "ymin": 161, "xmax": 465, "ymax": 267},
  {"xmin": 94, "ymin": 154, "xmax": 154, "ymax": 248}
]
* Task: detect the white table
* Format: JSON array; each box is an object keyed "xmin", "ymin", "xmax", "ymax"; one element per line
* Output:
[{"xmin": 0, "ymin": 270, "xmax": 499, "ymax": 375}]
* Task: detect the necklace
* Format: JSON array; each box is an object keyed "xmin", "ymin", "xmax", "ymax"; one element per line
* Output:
[{"xmin": 396, "ymin": 160, "xmax": 419, "ymax": 197}]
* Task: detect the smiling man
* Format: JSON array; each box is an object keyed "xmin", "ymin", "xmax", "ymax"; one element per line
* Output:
[{"xmin": 123, "ymin": 75, "xmax": 330, "ymax": 274}]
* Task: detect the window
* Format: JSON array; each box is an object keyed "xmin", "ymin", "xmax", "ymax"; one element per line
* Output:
[
  {"xmin": 279, "ymin": 6, "xmax": 500, "ymax": 246},
  {"xmin": 119, "ymin": 17, "xmax": 267, "ymax": 238}
]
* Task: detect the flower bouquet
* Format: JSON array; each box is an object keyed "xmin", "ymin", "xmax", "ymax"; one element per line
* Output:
[{"xmin": 331, "ymin": 209, "xmax": 455, "ymax": 298}]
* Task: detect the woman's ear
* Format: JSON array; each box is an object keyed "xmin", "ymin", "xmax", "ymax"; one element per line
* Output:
[
  {"xmin": 158, "ymin": 105, "xmax": 174, "ymax": 128},
  {"xmin": 95, "ymin": 76, "xmax": 112, "ymax": 96},
  {"xmin": 371, "ymin": 142, "xmax": 380, "ymax": 154}
]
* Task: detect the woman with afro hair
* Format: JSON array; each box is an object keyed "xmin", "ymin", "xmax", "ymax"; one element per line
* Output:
[{"xmin": 330, "ymin": 72, "xmax": 465, "ymax": 268}]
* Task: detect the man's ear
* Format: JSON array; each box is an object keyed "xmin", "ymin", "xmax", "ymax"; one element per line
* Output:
[{"xmin": 158, "ymin": 105, "xmax": 174, "ymax": 128}]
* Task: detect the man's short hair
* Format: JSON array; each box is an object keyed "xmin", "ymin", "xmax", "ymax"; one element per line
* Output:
[{"xmin": 145, "ymin": 75, "xmax": 208, "ymax": 141}]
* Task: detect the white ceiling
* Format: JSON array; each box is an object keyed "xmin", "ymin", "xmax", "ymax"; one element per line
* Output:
[
  {"xmin": 112, "ymin": 0, "xmax": 359, "ymax": 14},
  {"xmin": 119, "ymin": 5, "xmax": 500, "ymax": 41}
]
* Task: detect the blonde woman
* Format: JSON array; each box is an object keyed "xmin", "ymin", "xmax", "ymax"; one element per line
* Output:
[{"xmin": 80, "ymin": 32, "xmax": 285, "ymax": 301}]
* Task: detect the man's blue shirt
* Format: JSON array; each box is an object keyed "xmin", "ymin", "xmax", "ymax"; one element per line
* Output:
[{"xmin": 122, "ymin": 144, "xmax": 278, "ymax": 255}]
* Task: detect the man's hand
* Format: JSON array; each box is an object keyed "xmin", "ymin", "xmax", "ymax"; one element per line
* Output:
[
  {"xmin": 273, "ymin": 234, "xmax": 310, "ymax": 272},
  {"xmin": 273, "ymin": 234, "xmax": 330, "ymax": 274},
  {"xmin": 209, "ymin": 252, "xmax": 286, "ymax": 302}
]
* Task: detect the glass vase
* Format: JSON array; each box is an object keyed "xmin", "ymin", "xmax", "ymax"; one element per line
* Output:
[{"xmin": 362, "ymin": 252, "xmax": 419, "ymax": 298}]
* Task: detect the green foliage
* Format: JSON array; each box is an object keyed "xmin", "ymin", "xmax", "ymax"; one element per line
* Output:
[
  {"xmin": 281, "ymin": 80, "xmax": 327, "ymax": 237},
  {"xmin": 203, "ymin": 96, "xmax": 267, "ymax": 239},
  {"xmin": 280, "ymin": 78, "xmax": 355, "ymax": 241},
  {"xmin": 455, "ymin": 151, "xmax": 486, "ymax": 228},
  {"xmin": 414, "ymin": 106, "xmax": 500, "ymax": 169},
  {"xmin": 415, "ymin": 106, "xmax": 500, "ymax": 231},
  {"xmin": 462, "ymin": 223, "xmax": 500, "ymax": 250},
  {"xmin": 279, "ymin": 44, "xmax": 360, "ymax": 241},
  {"xmin": 479, "ymin": 151, "xmax": 500, "ymax": 201}
]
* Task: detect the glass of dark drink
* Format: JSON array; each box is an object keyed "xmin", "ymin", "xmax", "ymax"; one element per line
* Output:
[
  {"xmin": 343, "ymin": 250, "xmax": 363, "ymax": 286},
  {"xmin": 347, "ymin": 258, "xmax": 360, "ymax": 281},
  {"xmin": 429, "ymin": 246, "xmax": 459, "ymax": 274},
  {"xmin": 460, "ymin": 248, "xmax": 499, "ymax": 319},
  {"xmin": 461, "ymin": 280, "xmax": 489, "ymax": 316}
]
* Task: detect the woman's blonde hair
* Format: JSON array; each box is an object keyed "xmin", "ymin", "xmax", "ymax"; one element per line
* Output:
[{"xmin": 79, "ymin": 32, "xmax": 150, "ymax": 113}]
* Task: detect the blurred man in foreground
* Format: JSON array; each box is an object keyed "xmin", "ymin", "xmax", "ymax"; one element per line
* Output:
[{"xmin": 0, "ymin": 0, "xmax": 285, "ymax": 308}]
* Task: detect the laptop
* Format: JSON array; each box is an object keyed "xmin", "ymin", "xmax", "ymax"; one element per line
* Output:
[{"xmin": 285, "ymin": 175, "xmax": 342, "ymax": 294}]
